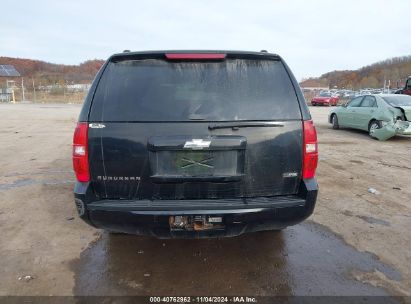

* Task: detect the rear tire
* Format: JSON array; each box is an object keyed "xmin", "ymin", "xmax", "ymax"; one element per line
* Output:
[
  {"xmin": 331, "ymin": 114, "xmax": 339, "ymax": 129},
  {"xmin": 368, "ymin": 120, "xmax": 381, "ymax": 139}
]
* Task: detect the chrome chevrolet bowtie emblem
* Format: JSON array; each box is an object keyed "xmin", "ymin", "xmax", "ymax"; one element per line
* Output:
[{"xmin": 183, "ymin": 139, "xmax": 211, "ymax": 150}]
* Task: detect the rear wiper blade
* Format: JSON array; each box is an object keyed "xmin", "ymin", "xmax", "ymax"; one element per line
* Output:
[{"xmin": 208, "ymin": 122, "xmax": 284, "ymax": 130}]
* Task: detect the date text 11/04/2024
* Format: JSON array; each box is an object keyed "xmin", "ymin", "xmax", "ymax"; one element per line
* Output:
[{"xmin": 149, "ymin": 297, "xmax": 257, "ymax": 303}]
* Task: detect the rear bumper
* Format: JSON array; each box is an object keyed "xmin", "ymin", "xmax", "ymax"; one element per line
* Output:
[
  {"xmin": 397, "ymin": 123, "xmax": 411, "ymax": 136},
  {"xmin": 74, "ymin": 178, "xmax": 318, "ymax": 238}
]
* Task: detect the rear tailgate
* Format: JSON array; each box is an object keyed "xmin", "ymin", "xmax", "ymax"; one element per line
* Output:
[
  {"xmin": 87, "ymin": 53, "xmax": 303, "ymax": 201},
  {"xmin": 88, "ymin": 122, "xmax": 302, "ymax": 200}
]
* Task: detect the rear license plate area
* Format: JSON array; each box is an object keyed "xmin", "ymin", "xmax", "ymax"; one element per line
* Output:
[
  {"xmin": 169, "ymin": 215, "xmax": 225, "ymax": 231},
  {"xmin": 148, "ymin": 136, "xmax": 246, "ymax": 182},
  {"xmin": 153, "ymin": 150, "xmax": 240, "ymax": 177},
  {"xmin": 175, "ymin": 150, "xmax": 214, "ymax": 176}
]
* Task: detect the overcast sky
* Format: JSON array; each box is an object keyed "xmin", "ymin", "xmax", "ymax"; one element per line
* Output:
[{"xmin": 1, "ymin": 0, "xmax": 410, "ymax": 80}]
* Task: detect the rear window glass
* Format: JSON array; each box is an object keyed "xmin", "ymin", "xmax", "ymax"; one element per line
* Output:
[
  {"xmin": 90, "ymin": 58, "xmax": 301, "ymax": 121},
  {"xmin": 383, "ymin": 95, "xmax": 411, "ymax": 107}
]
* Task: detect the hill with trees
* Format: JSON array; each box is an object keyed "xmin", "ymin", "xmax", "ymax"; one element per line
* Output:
[
  {"xmin": 3, "ymin": 55, "xmax": 411, "ymax": 90},
  {"xmin": 300, "ymin": 55, "xmax": 411, "ymax": 90},
  {"xmin": 0, "ymin": 57, "xmax": 104, "ymax": 85}
]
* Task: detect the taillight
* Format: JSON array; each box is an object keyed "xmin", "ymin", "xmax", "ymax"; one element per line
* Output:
[
  {"xmin": 302, "ymin": 120, "xmax": 318, "ymax": 179},
  {"xmin": 72, "ymin": 122, "xmax": 90, "ymax": 182}
]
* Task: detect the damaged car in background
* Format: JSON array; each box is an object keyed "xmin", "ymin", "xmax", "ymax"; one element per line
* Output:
[{"xmin": 329, "ymin": 94, "xmax": 411, "ymax": 140}]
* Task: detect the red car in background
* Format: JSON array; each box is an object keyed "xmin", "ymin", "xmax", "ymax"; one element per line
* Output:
[{"xmin": 311, "ymin": 92, "xmax": 339, "ymax": 106}]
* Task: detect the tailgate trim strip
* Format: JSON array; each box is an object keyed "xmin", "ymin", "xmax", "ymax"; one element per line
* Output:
[
  {"xmin": 150, "ymin": 174, "xmax": 244, "ymax": 183},
  {"xmin": 87, "ymin": 196, "xmax": 305, "ymax": 212}
]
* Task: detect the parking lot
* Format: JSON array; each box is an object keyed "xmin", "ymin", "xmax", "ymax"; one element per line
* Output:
[{"xmin": 0, "ymin": 103, "xmax": 410, "ymax": 296}]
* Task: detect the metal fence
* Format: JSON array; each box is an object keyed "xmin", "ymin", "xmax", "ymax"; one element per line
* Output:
[{"xmin": 0, "ymin": 83, "xmax": 89, "ymax": 103}]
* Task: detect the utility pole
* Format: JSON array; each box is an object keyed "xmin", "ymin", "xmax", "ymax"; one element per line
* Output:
[
  {"xmin": 32, "ymin": 77, "xmax": 36, "ymax": 102},
  {"xmin": 21, "ymin": 77, "xmax": 25, "ymax": 101},
  {"xmin": 63, "ymin": 80, "xmax": 66, "ymax": 102}
]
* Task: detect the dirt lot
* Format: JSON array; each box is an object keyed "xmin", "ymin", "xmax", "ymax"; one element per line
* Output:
[{"xmin": 0, "ymin": 103, "xmax": 410, "ymax": 297}]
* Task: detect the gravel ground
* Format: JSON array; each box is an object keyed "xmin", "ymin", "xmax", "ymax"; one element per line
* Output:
[{"xmin": 0, "ymin": 103, "xmax": 410, "ymax": 296}]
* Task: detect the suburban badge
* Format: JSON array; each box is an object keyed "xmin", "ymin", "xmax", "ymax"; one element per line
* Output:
[{"xmin": 89, "ymin": 123, "xmax": 106, "ymax": 129}]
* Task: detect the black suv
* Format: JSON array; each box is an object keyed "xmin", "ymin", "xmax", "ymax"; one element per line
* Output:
[{"xmin": 72, "ymin": 50, "xmax": 318, "ymax": 238}]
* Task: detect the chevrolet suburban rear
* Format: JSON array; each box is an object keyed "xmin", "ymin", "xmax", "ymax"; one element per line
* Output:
[{"xmin": 72, "ymin": 50, "xmax": 318, "ymax": 238}]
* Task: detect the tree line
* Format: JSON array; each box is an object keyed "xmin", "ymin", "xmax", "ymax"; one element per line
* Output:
[
  {"xmin": 301, "ymin": 55, "xmax": 411, "ymax": 89},
  {"xmin": 0, "ymin": 57, "xmax": 104, "ymax": 86}
]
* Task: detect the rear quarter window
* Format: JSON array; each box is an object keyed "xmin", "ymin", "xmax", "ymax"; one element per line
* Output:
[{"xmin": 90, "ymin": 58, "xmax": 301, "ymax": 122}]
